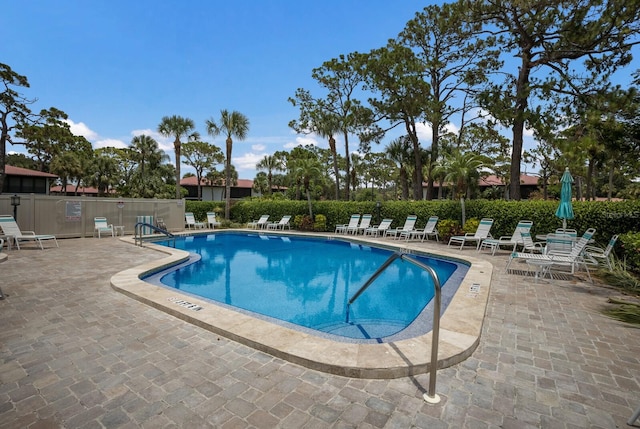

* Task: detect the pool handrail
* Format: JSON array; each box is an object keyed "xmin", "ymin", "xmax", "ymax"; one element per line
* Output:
[
  {"xmin": 347, "ymin": 251, "xmax": 442, "ymax": 404},
  {"xmin": 134, "ymin": 222, "xmax": 176, "ymax": 247}
]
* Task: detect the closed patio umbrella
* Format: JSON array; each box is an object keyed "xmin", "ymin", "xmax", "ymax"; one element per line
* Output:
[{"xmin": 555, "ymin": 167, "xmax": 575, "ymax": 229}]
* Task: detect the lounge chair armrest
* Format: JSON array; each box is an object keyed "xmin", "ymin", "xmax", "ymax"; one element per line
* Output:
[
  {"xmin": 498, "ymin": 235, "xmax": 513, "ymax": 240},
  {"xmin": 584, "ymin": 245, "xmax": 605, "ymax": 254},
  {"xmin": 21, "ymin": 231, "xmax": 37, "ymax": 236}
]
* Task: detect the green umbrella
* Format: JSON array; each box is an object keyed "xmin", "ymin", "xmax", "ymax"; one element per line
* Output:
[{"xmin": 555, "ymin": 167, "xmax": 575, "ymax": 229}]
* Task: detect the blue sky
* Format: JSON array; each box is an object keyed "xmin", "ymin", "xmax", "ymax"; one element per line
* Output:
[
  {"xmin": 4, "ymin": 1, "xmax": 638, "ymax": 181},
  {"xmin": 4, "ymin": 0, "xmax": 432, "ymax": 180}
]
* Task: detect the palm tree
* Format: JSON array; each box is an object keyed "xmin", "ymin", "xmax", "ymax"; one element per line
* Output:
[
  {"xmin": 130, "ymin": 134, "xmax": 168, "ymax": 195},
  {"xmin": 205, "ymin": 110, "xmax": 250, "ymax": 219},
  {"xmin": 157, "ymin": 115, "xmax": 198, "ymax": 199},
  {"xmin": 256, "ymin": 154, "xmax": 284, "ymax": 195},
  {"xmin": 314, "ymin": 118, "xmax": 341, "ymax": 200},
  {"xmin": 386, "ymin": 136, "xmax": 413, "ymax": 200},
  {"xmin": 292, "ymin": 157, "xmax": 323, "ymax": 218},
  {"xmin": 433, "ymin": 150, "xmax": 491, "ymax": 226}
]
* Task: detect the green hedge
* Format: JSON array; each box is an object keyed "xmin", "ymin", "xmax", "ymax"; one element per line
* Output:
[{"xmin": 188, "ymin": 198, "xmax": 640, "ymax": 263}]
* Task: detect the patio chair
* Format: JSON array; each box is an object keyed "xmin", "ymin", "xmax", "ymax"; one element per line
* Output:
[
  {"xmin": 479, "ymin": 220, "xmax": 533, "ymax": 255},
  {"xmin": 206, "ymin": 212, "xmax": 222, "ymax": 229},
  {"xmin": 519, "ymin": 232, "xmax": 545, "ymax": 254},
  {"xmin": 363, "ymin": 219, "xmax": 394, "ymax": 238},
  {"xmin": 94, "ymin": 217, "xmax": 114, "ymax": 238},
  {"xmin": 248, "ymin": 215, "xmax": 270, "ymax": 229},
  {"xmin": 385, "ymin": 215, "xmax": 418, "ymax": 239},
  {"xmin": 348, "ymin": 214, "xmax": 372, "ymax": 235},
  {"xmin": 0, "ymin": 215, "xmax": 58, "ymax": 250},
  {"xmin": 267, "ymin": 215, "xmax": 292, "ymax": 230},
  {"xmin": 584, "ymin": 234, "xmax": 618, "ymax": 270},
  {"xmin": 185, "ymin": 212, "xmax": 205, "ymax": 229},
  {"xmin": 335, "ymin": 214, "xmax": 360, "ymax": 234},
  {"xmin": 403, "ymin": 216, "xmax": 439, "ymax": 242},
  {"xmin": 506, "ymin": 228, "xmax": 596, "ymax": 282},
  {"xmin": 448, "ymin": 218, "xmax": 494, "ymax": 250}
]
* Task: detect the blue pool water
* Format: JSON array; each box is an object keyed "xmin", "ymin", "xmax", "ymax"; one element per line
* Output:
[{"xmin": 146, "ymin": 232, "xmax": 468, "ymax": 342}]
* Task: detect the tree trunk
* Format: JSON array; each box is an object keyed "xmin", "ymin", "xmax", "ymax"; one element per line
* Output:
[
  {"xmin": 225, "ymin": 137, "xmax": 232, "ymax": 219},
  {"xmin": 509, "ymin": 54, "xmax": 532, "ymax": 201},
  {"xmin": 174, "ymin": 138, "xmax": 181, "ymax": 200},
  {"xmin": 608, "ymin": 163, "xmax": 614, "ymax": 201},
  {"xmin": 343, "ymin": 131, "xmax": 350, "ymax": 200}
]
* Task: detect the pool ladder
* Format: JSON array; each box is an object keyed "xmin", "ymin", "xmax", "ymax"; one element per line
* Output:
[
  {"xmin": 347, "ymin": 251, "xmax": 442, "ymax": 404},
  {"xmin": 134, "ymin": 222, "xmax": 176, "ymax": 247}
]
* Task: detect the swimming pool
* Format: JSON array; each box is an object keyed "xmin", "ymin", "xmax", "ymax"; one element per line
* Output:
[{"xmin": 144, "ymin": 232, "xmax": 468, "ymax": 343}]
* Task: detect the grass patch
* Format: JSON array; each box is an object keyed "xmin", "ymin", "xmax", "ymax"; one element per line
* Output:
[{"xmin": 597, "ymin": 260, "xmax": 640, "ymax": 325}]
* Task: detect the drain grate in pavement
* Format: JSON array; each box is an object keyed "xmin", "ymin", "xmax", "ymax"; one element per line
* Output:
[{"xmin": 168, "ymin": 297, "xmax": 203, "ymax": 311}]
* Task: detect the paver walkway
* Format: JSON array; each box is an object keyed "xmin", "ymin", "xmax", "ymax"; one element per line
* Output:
[{"xmin": 1, "ymin": 236, "xmax": 638, "ymax": 428}]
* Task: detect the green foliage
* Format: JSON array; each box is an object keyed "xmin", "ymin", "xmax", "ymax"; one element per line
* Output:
[
  {"xmin": 602, "ymin": 298, "xmax": 640, "ymax": 325},
  {"xmin": 618, "ymin": 232, "xmax": 640, "ymax": 274},
  {"xmin": 437, "ymin": 219, "xmax": 462, "ymax": 242},
  {"xmin": 314, "ymin": 214, "xmax": 327, "ymax": 231},
  {"xmin": 294, "ymin": 215, "xmax": 314, "ymax": 230},
  {"xmin": 462, "ymin": 218, "xmax": 479, "ymax": 234}
]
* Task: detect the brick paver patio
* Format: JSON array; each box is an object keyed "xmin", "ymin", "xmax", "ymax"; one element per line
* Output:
[{"xmin": 1, "ymin": 236, "xmax": 638, "ymax": 428}]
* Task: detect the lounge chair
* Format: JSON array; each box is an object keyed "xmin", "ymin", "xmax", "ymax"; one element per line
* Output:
[
  {"xmin": 207, "ymin": 212, "xmax": 222, "ymax": 229},
  {"xmin": 94, "ymin": 217, "xmax": 114, "ymax": 238},
  {"xmin": 479, "ymin": 220, "xmax": 533, "ymax": 255},
  {"xmin": 403, "ymin": 216, "xmax": 439, "ymax": 242},
  {"xmin": 335, "ymin": 214, "xmax": 360, "ymax": 234},
  {"xmin": 519, "ymin": 232, "xmax": 545, "ymax": 254},
  {"xmin": 185, "ymin": 212, "xmax": 205, "ymax": 229},
  {"xmin": 267, "ymin": 215, "xmax": 292, "ymax": 230},
  {"xmin": 0, "ymin": 215, "xmax": 58, "ymax": 250},
  {"xmin": 506, "ymin": 228, "xmax": 596, "ymax": 282},
  {"xmin": 448, "ymin": 218, "xmax": 494, "ymax": 250},
  {"xmin": 385, "ymin": 215, "xmax": 418, "ymax": 239},
  {"xmin": 348, "ymin": 214, "xmax": 372, "ymax": 235},
  {"xmin": 248, "ymin": 215, "xmax": 270, "ymax": 229},
  {"xmin": 585, "ymin": 234, "xmax": 618, "ymax": 270},
  {"xmin": 363, "ymin": 219, "xmax": 393, "ymax": 238}
]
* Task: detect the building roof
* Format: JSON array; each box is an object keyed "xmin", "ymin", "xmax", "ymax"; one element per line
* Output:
[
  {"xmin": 50, "ymin": 185, "xmax": 103, "ymax": 195},
  {"xmin": 180, "ymin": 176, "xmax": 254, "ymax": 188},
  {"xmin": 5, "ymin": 165, "xmax": 58, "ymax": 178},
  {"xmin": 430, "ymin": 174, "xmax": 539, "ymax": 188}
]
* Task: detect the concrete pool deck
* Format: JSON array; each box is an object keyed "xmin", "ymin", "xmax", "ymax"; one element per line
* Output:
[
  {"xmin": 111, "ymin": 230, "xmax": 492, "ymax": 379},
  {"xmin": 1, "ymin": 232, "xmax": 638, "ymax": 428}
]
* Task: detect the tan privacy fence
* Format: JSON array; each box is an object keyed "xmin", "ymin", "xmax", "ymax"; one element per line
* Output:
[{"xmin": 0, "ymin": 195, "xmax": 186, "ymax": 238}]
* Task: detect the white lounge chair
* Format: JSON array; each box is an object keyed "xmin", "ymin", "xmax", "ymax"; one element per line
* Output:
[
  {"xmin": 585, "ymin": 234, "xmax": 618, "ymax": 270},
  {"xmin": 404, "ymin": 216, "xmax": 439, "ymax": 242},
  {"xmin": 363, "ymin": 219, "xmax": 393, "ymax": 238},
  {"xmin": 519, "ymin": 232, "xmax": 545, "ymax": 254},
  {"xmin": 385, "ymin": 215, "xmax": 418, "ymax": 239},
  {"xmin": 185, "ymin": 212, "xmax": 205, "ymax": 229},
  {"xmin": 448, "ymin": 218, "xmax": 494, "ymax": 250},
  {"xmin": 0, "ymin": 215, "xmax": 58, "ymax": 250},
  {"xmin": 248, "ymin": 215, "xmax": 270, "ymax": 229},
  {"xmin": 506, "ymin": 228, "xmax": 596, "ymax": 282},
  {"xmin": 479, "ymin": 220, "xmax": 533, "ymax": 255},
  {"xmin": 348, "ymin": 214, "xmax": 372, "ymax": 235},
  {"xmin": 206, "ymin": 212, "xmax": 221, "ymax": 229},
  {"xmin": 94, "ymin": 217, "xmax": 114, "ymax": 238},
  {"xmin": 267, "ymin": 215, "xmax": 292, "ymax": 230},
  {"xmin": 335, "ymin": 214, "xmax": 360, "ymax": 234}
]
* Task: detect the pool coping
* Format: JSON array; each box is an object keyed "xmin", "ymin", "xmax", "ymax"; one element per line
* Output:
[{"xmin": 110, "ymin": 230, "xmax": 493, "ymax": 379}]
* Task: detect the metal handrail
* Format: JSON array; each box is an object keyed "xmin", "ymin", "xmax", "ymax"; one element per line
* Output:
[
  {"xmin": 134, "ymin": 222, "xmax": 175, "ymax": 247},
  {"xmin": 347, "ymin": 251, "xmax": 442, "ymax": 404}
]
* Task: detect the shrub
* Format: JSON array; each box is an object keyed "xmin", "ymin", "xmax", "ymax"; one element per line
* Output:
[
  {"xmin": 437, "ymin": 219, "xmax": 462, "ymax": 242},
  {"xmin": 462, "ymin": 218, "xmax": 479, "ymax": 234},
  {"xmin": 314, "ymin": 214, "xmax": 327, "ymax": 231},
  {"xmin": 618, "ymin": 232, "xmax": 640, "ymax": 274},
  {"xmin": 294, "ymin": 215, "xmax": 314, "ymax": 231}
]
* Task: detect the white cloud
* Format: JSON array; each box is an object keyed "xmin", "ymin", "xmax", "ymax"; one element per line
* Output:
[
  {"xmin": 234, "ymin": 152, "xmax": 265, "ymax": 172},
  {"xmin": 94, "ymin": 138, "xmax": 128, "ymax": 149},
  {"xmin": 131, "ymin": 128, "xmax": 174, "ymax": 153},
  {"xmin": 284, "ymin": 135, "xmax": 319, "ymax": 149},
  {"xmin": 64, "ymin": 119, "xmax": 98, "ymax": 141},
  {"xmin": 252, "ymin": 144, "xmax": 266, "ymax": 152}
]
